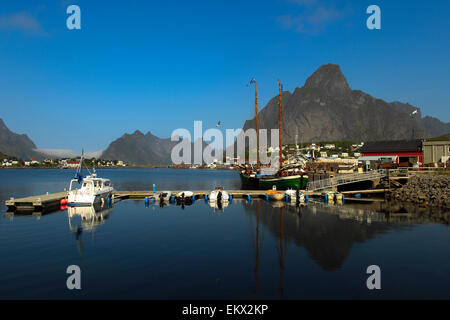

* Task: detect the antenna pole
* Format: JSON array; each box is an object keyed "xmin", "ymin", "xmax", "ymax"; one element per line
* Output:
[
  {"xmin": 278, "ymin": 80, "xmax": 283, "ymax": 171},
  {"xmin": 255, "ymin": 81, "xmax": 260, "ymax": 170}
]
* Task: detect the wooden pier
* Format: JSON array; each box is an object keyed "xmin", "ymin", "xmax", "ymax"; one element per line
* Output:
[
  {"xmin": 4, "ymin": 188, "xmax": 389, "ymax": 212},
  {"xmin": 113, "ymin": 190, "xmax": 294, "ymax": 200},
  {"xmin": 5, "ymin": 191, "xmax": 68, "ymax": 211}
]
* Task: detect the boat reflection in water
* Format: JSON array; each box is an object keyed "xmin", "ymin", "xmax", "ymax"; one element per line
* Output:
[
  {"xmin": 252, "ymin": 200, "xmax": 287, "ymax": 297},
  {"xmin": 208, "ymin": 199, "xmax": 229, "ymax": 212},
  {"xmin": 67, "ymin": 203, "xmax": 113, "ymax": 257}
]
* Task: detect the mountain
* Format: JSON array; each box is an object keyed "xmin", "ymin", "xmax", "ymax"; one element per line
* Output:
[
  {"xmin": 390, "ymin": 101, "xmax": 450, "ymax": 138},
  {"xmin": 426, "ymin": 133, "xmax": 450, "ymax": 141},
  {"xmin": 0, "ymin": 118, "xmax": 39, "ymax": 160},
  {"xmin": 102, "ymin": 130, "xmax": 207, "ymax": 165},
  {"xmin": 421, "ymin": 116, "xmax": 450, "ymax": 138},
  {"xmin": 102, "ymin": 130, "xmax": 174, "ymax": 165},
  {"xmin": 242, "ymin": 64, "xmax": 449, "ymax": 143}
]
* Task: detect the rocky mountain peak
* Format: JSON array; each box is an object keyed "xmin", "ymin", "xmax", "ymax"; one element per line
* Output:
[
  {"xmin": 303, "ymin": 63, "xmax": 351, "ymax": 97},
  {"xmin": 0, "ymin": 118, "xmax": 6, "ymax": 129},
  {"xmin": 132, "ymin": 130, "xmax": 144, "ymax": 136}
]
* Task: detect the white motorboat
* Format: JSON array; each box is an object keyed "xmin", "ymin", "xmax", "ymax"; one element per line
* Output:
[
  {"xmin": 68, "ymin": 173, "xmax": 113, "ymax": 206},
  {"xmin": 68, "ymin": 153, "xmax": 113, "ymax": 206},
  {"xmin": 209, "ymin": 187, "xmax": 229, "ymax": 203}
]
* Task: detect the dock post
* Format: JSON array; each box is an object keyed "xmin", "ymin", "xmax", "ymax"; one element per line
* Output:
[
  {"xmin": 192, "ymin": 195, "xmax": 195, "ymax": 201},
  {"xmin": 144, "ymin": 197, "xmax": 149, "ymax": 206},
  {"xmin": 248, "ymin": 194, "xmax": 251, "ymax": 202},
  {"xmin": 266, "ymin": 194, "xmax": 269, "ymax": 202},
  {"xmin": 305, "ymin": 195, "xmax": 309, "ymax": 203},
  {"xmin": 153, "ymin": 184, "xmax": 156, "ymax": 193},
  {"xmin": 171, "ymin": 196, "xmax": 175, "ymax": 203},
  {"xmin": 285, "ymin": 195, "xmax": 289, "ymax": 202},
  {"xmin": 205, "ymin": 194, "xmax": 208, "ymax": 201},
  {"xmin": 324, "ymin": 194, "xmax": 328, "ymax": 203},
  {"xmin": 229, "ymin": 194, "xmax": 232, "ymax": 201}
]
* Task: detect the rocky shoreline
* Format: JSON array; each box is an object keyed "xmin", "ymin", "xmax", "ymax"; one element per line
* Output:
[{"xmin": 387, "ymin": 174, "xmax": 450, "ymax": 209}]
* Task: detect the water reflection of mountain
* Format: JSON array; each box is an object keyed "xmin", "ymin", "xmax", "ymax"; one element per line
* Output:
[{"xmin": 242, "ymin": 201, "xmax": 402, "ymax": 271}]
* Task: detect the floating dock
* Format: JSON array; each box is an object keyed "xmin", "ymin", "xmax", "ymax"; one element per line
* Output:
[
  {"xmin": 4, "ymin": 189, "xmax": 387, "ymax": 212},
  {"xmin": 5, "ymin": 191, "xmax": 68, "ymax": 211}
]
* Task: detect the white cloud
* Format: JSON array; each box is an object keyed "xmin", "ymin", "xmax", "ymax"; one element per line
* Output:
[{"xmin": 0, "ymin": 12, "xmax": 47, "ymax": 36}]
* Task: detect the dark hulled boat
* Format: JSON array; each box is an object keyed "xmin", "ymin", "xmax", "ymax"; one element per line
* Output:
[{"xmin": 239, "ymin": 79, "xmax": 308, "ymax": 190}]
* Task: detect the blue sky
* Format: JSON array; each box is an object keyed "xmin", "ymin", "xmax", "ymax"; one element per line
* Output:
[{"xmin": 0, "ymin": 0, "xmax": 449, "ymax": 152}]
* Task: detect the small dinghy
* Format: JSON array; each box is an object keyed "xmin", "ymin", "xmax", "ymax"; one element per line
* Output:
[
  {"xmin": 266, "ymin": 186, "xmax": 284, "ymax": 201},
  {"xmin": 285, "ymin": 189, "xmax": 306, "ymax": 202},
  {"xmin": 322, "ymin": 191, "xmax": 335, "ymax": 202},
  {"xmin": 175, "ymin": 191, "xmax": 194, "ymax": 208},
  {"xmin": 209, "ymin": 186, "xmax": 229, "ymax": 203},
  {"xmin": 176, "ymin": 191, "xmax": 194, "ymax": 203},
  {"xmin": 155, "ymin": 191, "xmax": 172, "ymax": 202},
  {"xmin": 285, "ymin": 189, "xmax": 296, "ymax": 201},
  {"xmin": 177, "ymin": 191, "xmax": 194, "ymax": 198},
  {"xmin": 334, "ymin": 192, "xmax": 344, "ymax": 202}
]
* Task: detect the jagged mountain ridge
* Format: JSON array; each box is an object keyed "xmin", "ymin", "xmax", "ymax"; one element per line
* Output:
[
  {"xmin": 101, "ymin": 130, "xmax": 179, "ymax": 165},
  {"xmin": 0, "ymin": 118, "xmax": 39, "ymax": 160},
  {"xmin": 242, "ymin": 64, "xmax": 449, "ymax": 143},
  {"xmin": 2, "ymin": 64, "xmax": 449, "ymax": 164},
  {"xmin": 101, "ymin": 130, "xmax": 208, "ymax": 165}
]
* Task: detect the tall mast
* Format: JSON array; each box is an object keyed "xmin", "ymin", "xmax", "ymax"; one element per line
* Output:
[
  {"xmin": 255, "ymin": 81, "xmax": 260, "ymax": 170},
  {"xmin": 278, "ymin": 80, "xmax": 283, "ymax": 171}
]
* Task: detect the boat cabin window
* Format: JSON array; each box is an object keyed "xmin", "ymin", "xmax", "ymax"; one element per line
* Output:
[{"xmin": 104, "ymin": 181, "xmax": 110, "ymax": 187}]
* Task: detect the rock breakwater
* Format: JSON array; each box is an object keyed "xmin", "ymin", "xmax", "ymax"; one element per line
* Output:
[{"xmin": 388, "ymin": 175, "xmax": 450, "ymax": 209}]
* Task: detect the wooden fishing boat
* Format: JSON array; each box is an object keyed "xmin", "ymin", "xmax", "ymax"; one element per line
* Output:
[{"xmin": 239, "ymin": 79, "xmax": 308, "ymax": 190}]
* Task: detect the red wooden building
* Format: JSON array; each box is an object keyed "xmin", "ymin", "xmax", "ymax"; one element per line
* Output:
[{"xmin": 359, "ymin": 139, "xmax": 423, "ymax": 168}]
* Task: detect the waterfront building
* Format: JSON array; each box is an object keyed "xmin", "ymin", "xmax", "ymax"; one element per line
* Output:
[
  {"xmin": 66, "ymin": 160, "xmax": 80, "ymax": 168},
  {"xmin": 423, "ymin": 137, "xmax": 450, "ymax": 164},
  {"xmin": 359, "ymin": 139, "xmax": 422, "ymax": 169}
]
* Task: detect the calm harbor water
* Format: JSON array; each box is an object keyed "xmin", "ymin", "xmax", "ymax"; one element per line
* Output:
[{"xmin": 0, "ymin": 168, "xmax": 449, "ymax": 299}]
